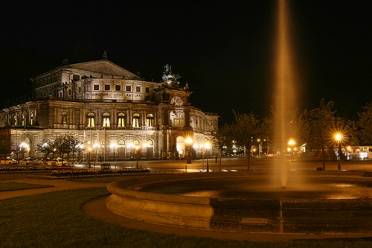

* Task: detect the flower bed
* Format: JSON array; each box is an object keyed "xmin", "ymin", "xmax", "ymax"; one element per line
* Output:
[{"xmin": 51, "ymin": 168, "xmax": 150, "ymax": 178}]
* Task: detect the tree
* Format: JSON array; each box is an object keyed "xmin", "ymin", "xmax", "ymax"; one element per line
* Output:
[
  {"xmin": 230, "ymin": 111, "xmax": 261, "ymax": 170},
  {"xmin": 357, "ymin": 103, "xmax": 372, "ymax": 145},
  {"xmin": 36, "ymin": 140, "xmax": 55, "ymax": 161},
  {"xmin": 63, "ymin": 135, "xmax": 83, "ymax": 162},
  {"xmin": 259, "ymin": 117, "xmax": 273, "ymax": 154},
  {"xmin": 36, "ymin": 134, "xmax": 84, "ymax": 162},
  {"xmin": 211, "ymin": 124, "xmax": 233, "ymax": 171},
  {"xmin": 297, "ymin": 99, "xmax": 353, "ymax": 170}
]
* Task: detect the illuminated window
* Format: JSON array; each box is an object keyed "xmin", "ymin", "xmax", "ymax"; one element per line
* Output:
[
  {"xmin": 102, "ymin": 113, "xmax": 110, "ymax": 128},
  {"xmin": 30, "ymin": 112, "xmax": 34, "ymax": 125},
  {"xmin": 170, "ymin": 110, "xmax": 184, "ymax": 127},
  {"xmin": 117, "ymin": 113, "xmax": 126, "ymax": 128},
  {"xmin": 132, "ymin": 113, "xmax": 140, "ymax": 128},
  {"xmin": 146, "ymin": 113, "xmax": 154, "ymax": 127},
  {"xmin": 87, "ymin": 113, "xmax": 95, "ymax": 128},
  {"xmin": 133, "ymin": 139, "xmax": 140, "ymax": 146}
]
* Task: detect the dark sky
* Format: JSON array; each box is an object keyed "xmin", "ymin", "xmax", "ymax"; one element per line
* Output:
[{"xmin": 1, "ymin": 0, "xmax": 372, "ymax": 125}]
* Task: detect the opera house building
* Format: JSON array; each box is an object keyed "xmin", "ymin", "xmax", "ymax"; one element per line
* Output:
[{"xmin": 0, "ymin": 57, "xmax": 218, "ymax": 161}]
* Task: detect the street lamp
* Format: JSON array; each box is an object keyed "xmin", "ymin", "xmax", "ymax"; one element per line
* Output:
[
  {"xmin": 335, "ymin": 133, "xmax": 343, "ymax": 171},
  {"xmin": 205, "ymin": 141, "xmax": 211, "ymax": 172},
  {"xmin": 287, "ymin": 139, "xmax": 296, "ymax": 156},
  {"xmin": 185, "ymin": 136, "xmax": 193, "ymax": 164},
  {"xmin": 257, "ymin": 138, "xmax": 262, "ymax": 157},
  {"xmin": 93, "ymin": 143, "xmax": 99, "ymax": 163},
  {"xmin": 78, "ymin": 144, "xmax": 84, "ymax": 161},
  {"xmin": 88, "ymin": 147, "xmax": 92, "ymax": 168},
  {"xmin": 135, "ymin": 145, "xmax": 140, "ymax": 169}
]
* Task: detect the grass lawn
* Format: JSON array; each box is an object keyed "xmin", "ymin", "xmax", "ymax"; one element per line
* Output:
[
  {"xmin": 0, "ymin": 183, "xmax": 372, "ymax": 247},
  {"xmin": 0, "ymin": 182, "xmax": 52, "ymax": 192}
]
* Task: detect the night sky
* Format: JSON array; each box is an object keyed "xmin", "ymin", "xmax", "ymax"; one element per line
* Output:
[{"xmin": 1, "ymin": 0, "xmax": 371, "ymax": 125}]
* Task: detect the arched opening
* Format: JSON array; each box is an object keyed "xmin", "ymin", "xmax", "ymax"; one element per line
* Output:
[
  {"xmin": 176, "ymin": 136, "xmax": 185, "ymax": 159},
  {"xmin": 132, "ymin": 113, "xmax": 140, "ymax": 128}
]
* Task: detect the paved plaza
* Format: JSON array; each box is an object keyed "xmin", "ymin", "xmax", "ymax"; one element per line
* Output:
[{"xmin": 2, "ymin": 158, "xmax": 372, "ymax": 241}]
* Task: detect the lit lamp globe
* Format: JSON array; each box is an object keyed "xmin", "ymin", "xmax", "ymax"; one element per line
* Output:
[{"xmin": 335, "ymin": 133, "xmax": 343, "ymax": 170}]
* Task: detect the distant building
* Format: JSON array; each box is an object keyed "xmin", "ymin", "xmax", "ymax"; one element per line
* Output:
[{"xmin": 0, "ymin": 57, "xmax": 218, "ymax": 161}]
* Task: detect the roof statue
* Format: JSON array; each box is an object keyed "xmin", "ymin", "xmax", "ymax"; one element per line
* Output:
[
  {"xmin": 162, "ymin": 64, "xmax": 181, "ymax": 85},
  {"xmin": 102, "ymin": 50, "xmax": 108, "ymax": 59}
]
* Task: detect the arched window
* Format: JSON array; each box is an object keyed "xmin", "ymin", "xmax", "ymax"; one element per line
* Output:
[
  {"xmin": 146, "ymin": 113, "xmax": 154, "ymax": 127},
  {"xmin": 87, "ymin": 113, "xmax": 95, "ymax": 128},
  {"xmin": 117, "ymin": 113, "xmax": 126, "ymax": 128},
  {"xmin": 132, "ymin": 113, "xmax": 140, "ymax": 128},
  {"xmin": 102, "ymin": 112, "xmax": 110, "ymax": 128},
  {"xmin": 30, "ymin": 112, "xmax": 34, "ymax": 126},
  {"xmin": 133, "ymin": 139, "xmax": 140, "ymax": 146}
]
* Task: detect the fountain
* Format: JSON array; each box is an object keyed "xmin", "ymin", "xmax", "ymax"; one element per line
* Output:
[
  {"xmin": 273, "ymin": 0, "xmax": 298, "ymax": 188},
  {"xmin": 104, "ymin": 0, "xmax": 372, "ymax": 236}
]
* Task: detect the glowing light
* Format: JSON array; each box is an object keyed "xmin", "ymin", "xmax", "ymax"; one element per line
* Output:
[
  {"xmin": 335, "ymin": 133, "xmax": 343, "ymax": 142},
  {"xmin": 359, "ymin": 152, "xmax": 368, "ymax": 159},
  {"xmin": 288, "ymin": 139, "xmax": 296, "ymax": 146},
  {"xmin": 185, "ymin": 137, "xmax": 193, "ymax": 145},
  {"xmin": 205, "ymin": 141, "xmax": 211, "ymax": 150}
]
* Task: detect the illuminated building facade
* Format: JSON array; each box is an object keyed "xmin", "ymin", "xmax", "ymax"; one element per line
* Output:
[{"xmin": 0, "ymin": 57, "xmax": 218, "ymax": 160}]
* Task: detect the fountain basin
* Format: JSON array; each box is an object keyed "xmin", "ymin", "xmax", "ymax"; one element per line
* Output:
[
  {"xmin": 106, "ymin": 172, "xmax": 372, "ymax": 233},
  {"xmin": 106, "ymin": 174, "xmax": 214, "ymax": 229}
]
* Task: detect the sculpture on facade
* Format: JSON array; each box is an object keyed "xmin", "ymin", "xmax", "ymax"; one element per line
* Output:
[{"xmin": 162, "ymin": 64, "xmax": 181, "ymax": 86}]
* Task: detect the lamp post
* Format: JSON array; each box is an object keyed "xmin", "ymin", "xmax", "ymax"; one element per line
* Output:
[
  {"xmin": 78, "ymin": 144, "xmax": 84, "ymax": 163},
  {"xmin": 287, "ymin": 139, "xmax": 296, "ymax": 156},
  {"xmin": 335, "ymin": 133, "xmax": 343, "ymax": 171},
  {"xmin": 88, "ymin": 147, "xmax": 92, "ymax": 169},
  {"xmin": 257, "ymin": 138, "xmax": 261, "ymax": 157},
  {"xmin": 110, "ymin": 143, "xmax": 117, "ymax": 161},
  {"xmin": 93, "ymin": 143, "xmax": 99, "ymax": 164},
  {"xmin": 185, "ymin": 137, "xmax": 193, "ymax": 164},
  {"xmin": 135, "ymin": 145, "xmax": 140, "ymax": 169},
  {"xmin": 205, "ymin": 141, "xmax": 211, "ymax": 172}
]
